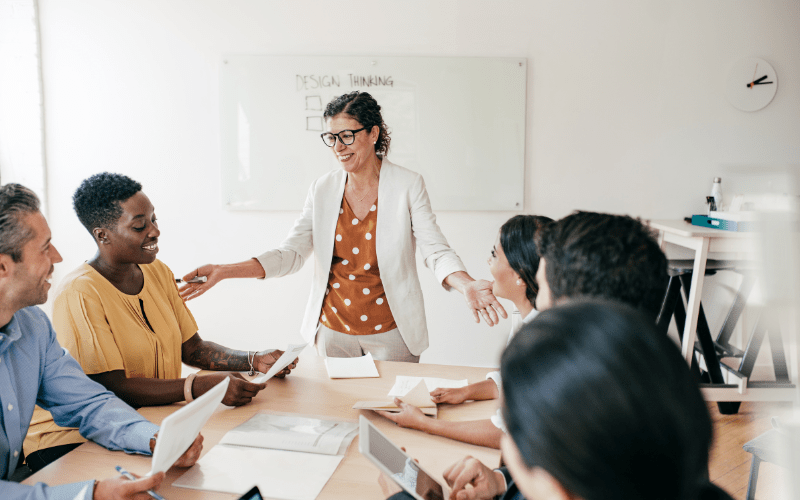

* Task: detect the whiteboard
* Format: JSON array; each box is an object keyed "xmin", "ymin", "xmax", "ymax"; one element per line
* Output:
[{"xmin": 220, "ymin": 55, "xmax": 526, "ymax": 211}]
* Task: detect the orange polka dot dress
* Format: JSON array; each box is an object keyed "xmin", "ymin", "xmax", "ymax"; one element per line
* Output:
[{"xmin": 319, "ymin": 196, "xmax": 397, "ymax": 335}]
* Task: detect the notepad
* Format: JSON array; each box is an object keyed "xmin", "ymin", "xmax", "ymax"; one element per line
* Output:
[
  {"xmin": 388, "ymin": 376, "xmax": 469, "ymax": 397},
  {"xmin": 353, "ymin": 379, "xmax": 437, "ymax": 417},
  {"xmin": 324, "ymin": 352, "xmax": 380, "ymax": 378}
]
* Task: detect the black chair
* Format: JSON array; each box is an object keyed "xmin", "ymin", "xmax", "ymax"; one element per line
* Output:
[{"xmin": 656, "ymin": 260, "xmax": 789, "ymax": 414}]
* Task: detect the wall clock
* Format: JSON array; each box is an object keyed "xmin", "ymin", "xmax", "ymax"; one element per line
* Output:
[{"xmin": 725, "ymin": 57, "xmax": 778, "ymax": 112}]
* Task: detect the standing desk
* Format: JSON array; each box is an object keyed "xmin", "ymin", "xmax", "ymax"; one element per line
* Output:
[
  {"xmin": 649, "ymin": 220, "xmax": 796, "ymax": 402},
  {"xmin": 23, "ymin": 352, "xmax": 501, "ymax": 499}
]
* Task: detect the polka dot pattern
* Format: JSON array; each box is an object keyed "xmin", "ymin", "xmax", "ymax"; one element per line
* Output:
[{"xmin": 319, "ymin": 196, "xmax": 396, "ymax": 336}]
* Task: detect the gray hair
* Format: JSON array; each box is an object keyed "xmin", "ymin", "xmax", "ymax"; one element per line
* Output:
[{"xmin": 0, "ymin": 184, "xmax": 41, "ymax": 262}]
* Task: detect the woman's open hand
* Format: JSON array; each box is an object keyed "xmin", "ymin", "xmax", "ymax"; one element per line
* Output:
[
  {"xmin": 461, "ymin": 279, "xmax": 507, "ymax": 327},
  {"xmin": 178, "ymin": 264, "xmax": 222, "ymax": 301}
]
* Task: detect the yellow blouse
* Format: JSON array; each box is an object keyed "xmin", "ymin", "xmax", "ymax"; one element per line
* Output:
[
  {"xmin": 24, "ymin": 260, "xmax": 198, "ymax": 455},
  {"xmin": 320, "ymin": 197, "xmax": 397, "ymax": 335}
]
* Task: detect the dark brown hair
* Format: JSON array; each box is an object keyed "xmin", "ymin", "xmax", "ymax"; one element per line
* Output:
[{"xmin": 324, "ymin": 91, "xmax": 391, "ymax": 157}]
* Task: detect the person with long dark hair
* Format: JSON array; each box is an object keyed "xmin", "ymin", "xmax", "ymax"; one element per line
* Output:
[
  {"xmin": 376, "ymin": 215, "xmax": 551, "ymax": 448},
  {"xmin": 179, "ymin": 91, "xmax": 506, "ymax": 362}
]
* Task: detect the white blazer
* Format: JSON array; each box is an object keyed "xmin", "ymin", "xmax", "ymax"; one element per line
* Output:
[{"xmin": 255, "ymin": 158, "xmax": 466, "ymax": 355}]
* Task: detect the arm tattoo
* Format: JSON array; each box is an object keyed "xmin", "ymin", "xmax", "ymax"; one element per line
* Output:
[{"xmin": 185, "ymin": 341, "xmax": 249, "ymax": 371}]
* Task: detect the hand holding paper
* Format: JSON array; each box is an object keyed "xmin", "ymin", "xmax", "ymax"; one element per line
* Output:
[
  {"xmin": 252, "ymin": 343, "xmax": 307, "ymax": 384},
  {"xmin": 148, "ymin": 377, "xmax": 228, "ymax": 476}
]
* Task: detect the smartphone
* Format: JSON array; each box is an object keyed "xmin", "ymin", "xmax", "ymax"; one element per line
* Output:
[
  {"xmin": 237, "ymin": 486, "xmax": 263, "ymax": 500},
  {"xmin": 358, "ymin": 416, "xmax": 447, "ymax": 500}
]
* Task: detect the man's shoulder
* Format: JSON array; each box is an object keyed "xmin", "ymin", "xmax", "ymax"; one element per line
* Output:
[
  {"xmin": 13, "ymin": 306, "xmax": 55, "ymax": 346},
  {"xmin": 16, "ymin": 305, "xmax": 50, "ymax": 324}
]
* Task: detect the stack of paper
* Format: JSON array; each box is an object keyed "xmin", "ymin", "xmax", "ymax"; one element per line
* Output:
[
  {"xmin": 173, "ymin": 413, "xmax": 358, "ymax": 500},
  {"xmin": 324, "ymin": 352, "xmax": 379, "ymax": 378}
]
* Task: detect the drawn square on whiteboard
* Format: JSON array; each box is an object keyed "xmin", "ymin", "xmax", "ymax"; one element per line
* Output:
[
  {"xmin": 306, "ymin": 116, "xmax": 323, "ymax": 131},
  {"xmin": 306, "ymin": 95, "xmax": 323, "ymax": 111}
]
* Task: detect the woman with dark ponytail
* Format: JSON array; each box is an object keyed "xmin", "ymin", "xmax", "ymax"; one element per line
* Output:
[{"xmin": 377, "ymin": 214, "xmax": 552, "ymax": 448}]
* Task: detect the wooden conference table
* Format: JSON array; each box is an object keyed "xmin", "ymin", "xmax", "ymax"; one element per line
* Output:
[{"xmin": 24, "ymin": 352, "xmax": 502, "ymax": 499}]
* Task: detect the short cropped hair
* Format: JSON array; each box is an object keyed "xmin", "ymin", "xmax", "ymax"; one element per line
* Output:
[
  {"xmin": 502, "ymin": 300, "xmax": 714, "ymax": 500},
  {"xmin": 324, "ymin": 91, "xmax": 391, "ymax": 157},
  {"xmin": 499, "ymin": 215, "xmax": 553, "ymax": 306},
  {"xmin": 0, "ymin": 184, "xmax": 41, "ymax": 262},
  {"xmin": 73, "ymin": 173, "xmax": 142, "ymax": 234},
  {"xmin": 536, "ymin": 211, "xmax": 667, "ymax": 318}
]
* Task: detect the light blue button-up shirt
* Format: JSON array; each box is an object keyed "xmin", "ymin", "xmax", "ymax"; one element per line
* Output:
[{"xmin": 1, "ymin": 306, "xmax": 159, "ymax": 500}]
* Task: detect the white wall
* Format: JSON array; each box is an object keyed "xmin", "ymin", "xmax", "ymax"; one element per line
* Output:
[{"xmin": 38, "ymin": 0, "xmax": 800, "ymax": 367}]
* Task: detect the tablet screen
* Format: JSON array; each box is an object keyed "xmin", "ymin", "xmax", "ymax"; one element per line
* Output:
[
  {"xmin": 237, "ymin": 486, "xmax": 263, "ymax": 500},
  {"xmin": 368, "ymin": 424, "xmax": 444, "ymax": 500}
]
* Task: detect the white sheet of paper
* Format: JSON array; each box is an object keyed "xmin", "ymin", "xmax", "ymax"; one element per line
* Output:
[
  {"xmin": 252, "ymin": 343, "xmax": 307, "ymax": 383},
  {"xmin": 388, "ymin": 376, "xmax": 469, "ymax": 397},
  {"xmin": 173, "ymin": 445, "xmax": 343, "ymax": 500},
  {"xmin": 324, "ymin": 352, "xmax": 379, "ymax": 378},
  {"xmin": 148, "ymin": 376, "xmax": 229, "ymax": 475}
]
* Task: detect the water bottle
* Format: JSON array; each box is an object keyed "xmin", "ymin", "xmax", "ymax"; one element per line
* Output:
[{"xmin": 710, "ymin": 177, "xmax": 723, "ymax": 211}]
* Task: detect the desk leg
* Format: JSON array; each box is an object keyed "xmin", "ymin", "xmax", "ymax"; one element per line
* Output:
[{"xmin": 682, "ymin": 238, "xmax": 710, "ymax": 365}]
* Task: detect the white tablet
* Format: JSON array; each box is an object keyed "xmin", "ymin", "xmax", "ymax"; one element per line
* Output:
[{"xmin": 358, "ymin": 416, "xmax": 448, "ymax": 500}]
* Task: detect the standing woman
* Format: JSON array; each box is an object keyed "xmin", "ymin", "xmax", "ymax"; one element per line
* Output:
[{"xmin": 180, "ymin": 91, "xmax": 505, "ymax": 362}]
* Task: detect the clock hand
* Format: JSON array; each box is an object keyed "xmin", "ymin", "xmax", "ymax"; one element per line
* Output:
[
  {"xmin": 747, "ymin": 76, "xmax": 771, "ymax": 88},
  {"xmin": 750, "ymin": 63, "xmax": 759, "ymax": 88}
]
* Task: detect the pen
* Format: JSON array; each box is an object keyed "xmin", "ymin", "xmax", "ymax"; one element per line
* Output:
[
  {"xmin": 114, "ymin": 466, "xmax": 166, "ymax": 500},
  {"xmin": 175, "ymin": 276, "xmax": 207, "ymax": 284}
]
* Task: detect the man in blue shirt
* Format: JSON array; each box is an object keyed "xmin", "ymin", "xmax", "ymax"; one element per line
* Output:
[{"xmin": 0, "ymin": 183, "xmax": 202, "ymax": 500}]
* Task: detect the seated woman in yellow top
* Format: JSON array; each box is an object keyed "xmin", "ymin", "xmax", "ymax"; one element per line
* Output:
[{"xmin": 24, "ymin": 172, "xmax": 295, "ymax": 472}]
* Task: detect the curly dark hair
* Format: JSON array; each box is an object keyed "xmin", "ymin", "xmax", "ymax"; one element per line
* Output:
[
  {"xmin": 323, "ymin": 91, "xmax": 391, "ymax": 157},
  {"xmin": 73, "ymin": 173, "xmax": 142, "ymax": 234},
  {"xmin": 535, "ymin": 211, "xmax": 668, "ymax": 319},
  {"xmin": 499, "ymin": 215, "xmax": 553, "ymax": 307},
  {"xmin": 0, "ymin": 183, "xmax": 41, "ymax": 262}
]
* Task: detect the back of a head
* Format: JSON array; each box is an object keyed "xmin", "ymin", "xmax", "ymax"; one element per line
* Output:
[
  {"xmin": 0, "ymin": 183, "xmax": 41, "ymax": 262},
  {"xmin": 501, "ymin": 300, "xmax": 714, "ymax": 500},
  {"xmin": 536, "ymin": 211, "xmax": 667, "ymax": 318}
]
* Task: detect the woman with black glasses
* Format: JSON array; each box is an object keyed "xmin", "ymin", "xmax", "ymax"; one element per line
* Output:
[{"xmin": 179, "ymin": 91, "xmax": 504, "ymax": 362}]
